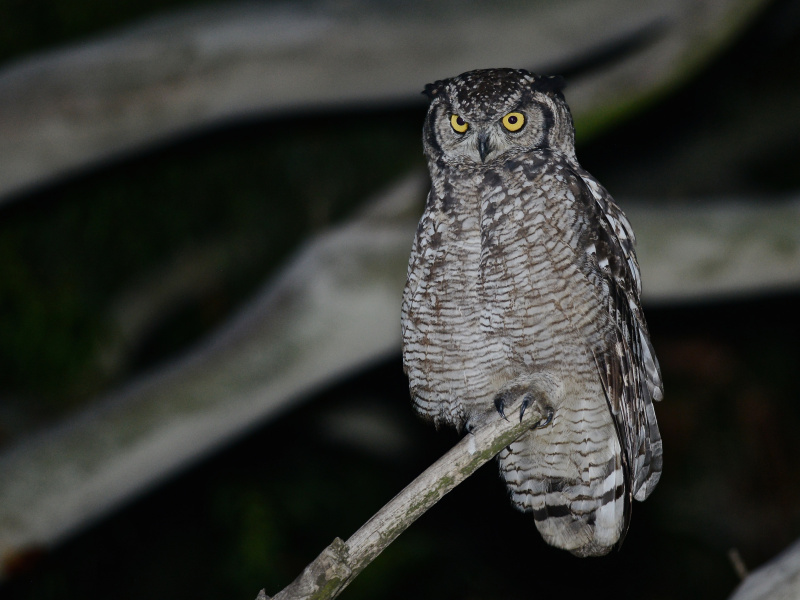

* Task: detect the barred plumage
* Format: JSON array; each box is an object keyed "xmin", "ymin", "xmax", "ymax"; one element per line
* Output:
[{"xmin": 401, "ymin": 68, "xmax": 663, "ymax": 556}]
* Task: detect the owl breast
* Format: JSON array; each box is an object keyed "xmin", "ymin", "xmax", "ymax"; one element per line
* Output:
[
  {"xmin": 401, "ymin": 168, "xmax": 486, "ymax": 427},
  {"xmin": 402, "ymin": 151, "xmax": 610, "ymax": 430}
]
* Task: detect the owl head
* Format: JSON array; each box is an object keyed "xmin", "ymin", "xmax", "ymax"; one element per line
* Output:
[{"xmin": 422, "ymin": 68, "xmax": 576, "ymax": 166}]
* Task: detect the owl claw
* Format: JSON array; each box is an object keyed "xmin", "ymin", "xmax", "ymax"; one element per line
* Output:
[
  {"xmin": 496, "ymin": 390, "xmax": 554, "ymax": 427},
  {"xmin": 521, "ymin": 393, "xmax": 554, "ymax": 428},
  {"xmin": 494, "ymin": 393, "xmax": 510, "ymax": 421},
  {"xmin": 519, "ymin": 393, "xmax": 532, "ymax": 422},
  {"xmin": 535, "ymin": 408, "xmax": 555, "ymax": 429}
]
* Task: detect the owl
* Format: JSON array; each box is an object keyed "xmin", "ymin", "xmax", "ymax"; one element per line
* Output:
[{"xmin": 401, "ymin": 68, "xmax": 663, "ymax": 557}]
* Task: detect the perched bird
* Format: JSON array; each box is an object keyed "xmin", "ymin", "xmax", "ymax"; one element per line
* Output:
[{"xmin": 401, "ymin": 68, "xmax": 663, "ymax": 557}]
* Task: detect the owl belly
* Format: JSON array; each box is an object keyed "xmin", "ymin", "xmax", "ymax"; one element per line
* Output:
[
  {"xmin": 402, "ymin": 218, "xmax": 500, "ymax": 428},
  {"xmin": 403, "ymin": 205, "xmax": 606, "ymax": 428}
]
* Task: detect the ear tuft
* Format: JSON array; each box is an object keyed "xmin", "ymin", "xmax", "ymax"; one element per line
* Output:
[
  {"xmin": 422, "ymin": 80, "xmax": 446, "ymax": 100},
  {"xmin": 533, "ymin": 75, "xmax": 566, "ymax": 96}
]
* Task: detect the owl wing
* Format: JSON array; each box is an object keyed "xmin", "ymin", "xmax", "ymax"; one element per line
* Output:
[{"xmin": 574, "ymin": 169, "xmax": 664, "ymax": 504}]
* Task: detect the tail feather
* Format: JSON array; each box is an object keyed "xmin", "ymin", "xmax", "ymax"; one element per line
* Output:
[{"xmin": 498, "ymin": 401, "xmax": 626, "ymax": 557}]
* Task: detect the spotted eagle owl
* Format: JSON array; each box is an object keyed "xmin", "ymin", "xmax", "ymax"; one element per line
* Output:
[{"xmin": 401, "ymin": 68, "xmax": 664, "ymax": 557}]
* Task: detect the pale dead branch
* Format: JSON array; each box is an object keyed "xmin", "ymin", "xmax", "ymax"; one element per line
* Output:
[{"xmin": 262, "ymin": 384, "xmax": 552, "ymax": 600}]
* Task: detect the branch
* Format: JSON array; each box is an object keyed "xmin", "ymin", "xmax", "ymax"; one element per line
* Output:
[
  {"xmin": 728, "ymin": 538, "xmax": 800, "ymax": 600},
  {"xmin": 260, "ymin": 393, "xmax": 550, "ymax": 600}
]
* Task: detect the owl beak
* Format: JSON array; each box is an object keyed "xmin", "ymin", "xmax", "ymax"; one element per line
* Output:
[{"xmin": 477, "ymin": 132, "xmax": 491, "ymax": 162}]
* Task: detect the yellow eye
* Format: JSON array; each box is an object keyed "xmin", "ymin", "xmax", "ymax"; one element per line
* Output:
[
  {"xmin": 450, "ymin": 114, "xmax": 469, "ymax": 133},
  {"xmin": 502, "ymin": 112, "xmax": 525, "ymax": 132}
]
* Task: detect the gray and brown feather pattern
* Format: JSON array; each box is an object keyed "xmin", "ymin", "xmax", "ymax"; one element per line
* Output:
[{"xmin": 401, "ymin": 68, "xmax": 663, "ymax": 557}]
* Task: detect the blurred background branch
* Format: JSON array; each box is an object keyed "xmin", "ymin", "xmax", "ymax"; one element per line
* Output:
[
  {"xmin": 0, "ymin": 0, "xmax": 767, "ymax": 202},
  {"xmin": 729, "ymin": 539, "xmax": 800, "ymax": 600}
]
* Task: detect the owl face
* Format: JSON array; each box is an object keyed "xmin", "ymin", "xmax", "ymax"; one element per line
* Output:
[{"xmin": 422, "ymin": 68, "xmax": 575, "ymax": 166}]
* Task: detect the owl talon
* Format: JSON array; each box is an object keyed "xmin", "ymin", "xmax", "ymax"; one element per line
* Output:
[
  {"xmin": 519, "ymin": 393, "xmax": 532, "ymax": 422},
  {"xmin": 494, "ymin": 393, "xmax": 510, "ymax": 421},
  {"xmin": 535, "ymin": 408, "xmax": 554, "ymax": 429}
]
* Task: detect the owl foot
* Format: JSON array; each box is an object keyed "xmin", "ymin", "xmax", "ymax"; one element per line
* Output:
[{"xmin": 494, "ymin": 391, "xmax": 553, "ymax": 428}]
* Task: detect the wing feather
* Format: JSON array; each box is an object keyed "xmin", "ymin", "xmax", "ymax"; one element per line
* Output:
[{"xmin": 573, "ymin": 168, "xmax": 664, "ymax": 503}]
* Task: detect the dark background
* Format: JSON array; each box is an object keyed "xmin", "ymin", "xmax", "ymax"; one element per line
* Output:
[{"xmin": 1, "ymin": 0, "xmax": 799, "ymax": 598}]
